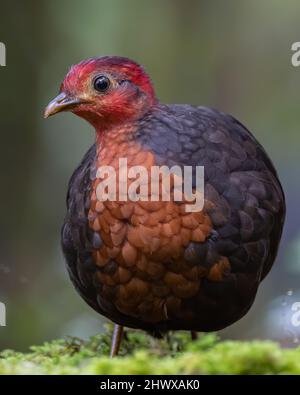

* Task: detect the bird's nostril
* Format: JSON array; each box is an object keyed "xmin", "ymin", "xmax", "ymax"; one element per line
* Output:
[{"xmin": 56, "ymin": 92, "xmax": 68, "ymax": 103}]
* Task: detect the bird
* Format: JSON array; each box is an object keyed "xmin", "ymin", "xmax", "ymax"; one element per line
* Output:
[{"xmin": 44, "ymin": 56, "xmax": 285, "ymax": 357}]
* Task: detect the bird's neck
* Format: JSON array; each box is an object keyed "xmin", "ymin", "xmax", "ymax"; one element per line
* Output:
[{"xmin": 95, "ymin": 122, "xmax": 138, "ymax": 158}]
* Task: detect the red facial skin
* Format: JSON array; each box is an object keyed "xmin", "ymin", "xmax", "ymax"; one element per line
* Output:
[{"xmin": 60, "ymin": 57, "xmax": 158, "ymax": 131}]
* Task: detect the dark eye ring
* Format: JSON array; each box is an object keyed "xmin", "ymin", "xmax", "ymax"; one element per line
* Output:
[{"xmin": 93, "ymin": 75, "xmax": 111, "ymax": 92}]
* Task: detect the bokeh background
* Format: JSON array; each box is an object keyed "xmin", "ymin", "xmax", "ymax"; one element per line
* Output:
[{"xmin": 0, "ymin": 0, "xmax": 300, "ymax": 351}]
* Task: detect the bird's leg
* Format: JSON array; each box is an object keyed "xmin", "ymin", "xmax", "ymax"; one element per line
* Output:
[
  {"xmin": 110, "ymin": 324, "xmax": 124, "ymax": 358},
  {"xmin": 191, "ymin": 331, "xmax": 198, "ymax": 341}
]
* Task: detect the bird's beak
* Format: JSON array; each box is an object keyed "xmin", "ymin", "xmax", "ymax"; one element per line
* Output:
[{"xmin": 44, "ymin": 92, "xmax": 83, "ymax": 118}]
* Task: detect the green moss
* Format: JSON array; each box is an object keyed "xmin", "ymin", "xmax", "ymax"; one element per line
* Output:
[{"xmin": 1, "ymin": 326, "xmax": 299, "ymax": 374}]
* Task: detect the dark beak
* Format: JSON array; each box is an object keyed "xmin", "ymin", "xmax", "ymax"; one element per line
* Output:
[{"xmin": 44, "ymin": 92, "xmax": 83, "ymax": 118}]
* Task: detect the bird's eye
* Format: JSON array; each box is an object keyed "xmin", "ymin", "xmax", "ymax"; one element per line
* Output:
[{"xmin": 93, "ymin": 76, "xmax": 111, "ymax": 92}]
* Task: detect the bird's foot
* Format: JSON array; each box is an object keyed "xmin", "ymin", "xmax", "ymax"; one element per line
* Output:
[
  {"xmin": 110, "ymin": 324, "xmax": 124, "ymax": 358},
  {"xmin": 191, "ymin": 331, "xmax": 198, "ymax": 341}
]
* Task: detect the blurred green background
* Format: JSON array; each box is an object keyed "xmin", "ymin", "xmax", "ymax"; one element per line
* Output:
[{"xmin": 0, "ymin": 0, "xmax": 299, "ymax": 351}]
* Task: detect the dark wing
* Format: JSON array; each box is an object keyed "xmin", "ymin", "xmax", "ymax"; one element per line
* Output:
[
  {"xmin": 225, "ymin": 114, "xmax": 285, "ymax": 280},
  {"xmin": 138, "ymin": 104, "xmax": 285, "ymax": 283},
  {"xmin": 61, "ymin": 144, "xmax": 101, "ymax": 311}
]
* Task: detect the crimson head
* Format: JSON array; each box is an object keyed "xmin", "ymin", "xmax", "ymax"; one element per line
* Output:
[{"xmin": 44, "ymin": 56, "xmax": 157, "ymax": 129}]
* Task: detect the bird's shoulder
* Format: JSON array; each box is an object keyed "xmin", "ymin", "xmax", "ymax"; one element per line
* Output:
[{"xmin": 137, "ymin": 104, "xmax": 268, "ymax": 170}]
